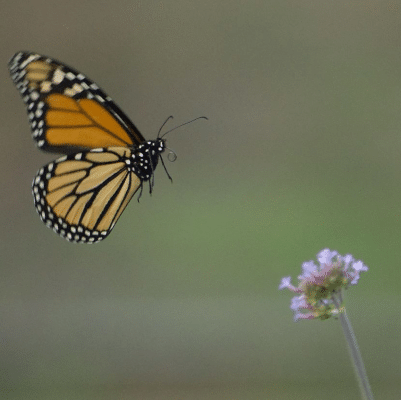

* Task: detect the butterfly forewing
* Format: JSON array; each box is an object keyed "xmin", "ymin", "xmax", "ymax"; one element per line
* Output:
[{"xmin": 8, "ymin": 51, "xmax": 146, "ymax": 154}]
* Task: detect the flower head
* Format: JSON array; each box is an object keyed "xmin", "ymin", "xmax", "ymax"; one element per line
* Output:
[{"xmin": 279, "ymin": 248, "xmax": 368, "ymax": 321}]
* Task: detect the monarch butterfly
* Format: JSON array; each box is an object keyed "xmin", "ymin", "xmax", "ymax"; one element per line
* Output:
[{"xmin": 9, "ymin": 51, "xmax": 201, "ymax": 243}]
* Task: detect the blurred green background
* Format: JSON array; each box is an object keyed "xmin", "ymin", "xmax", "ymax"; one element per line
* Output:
[{"xmin": 1, "ymin": 1, "xmax": 401, "ymax": 399}]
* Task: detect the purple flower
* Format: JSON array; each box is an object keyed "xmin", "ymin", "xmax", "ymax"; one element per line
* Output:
[{"xmin": 279, "ymin": 249, "xmax": 368, "ymax": 321}]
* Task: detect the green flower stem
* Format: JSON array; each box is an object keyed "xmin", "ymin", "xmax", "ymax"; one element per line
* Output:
[{"xmin": 333, "ymin": 294, "xmax": 374, "ymax": 400}]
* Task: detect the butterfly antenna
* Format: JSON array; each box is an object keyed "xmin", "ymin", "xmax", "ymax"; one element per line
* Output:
[
  {"xmin": 160, "ymin": 116, "xmax": 208, "ymax": 139},
  {"xmin": 157, "ymin": 116, "xmax": 174, "ymax": 138}
]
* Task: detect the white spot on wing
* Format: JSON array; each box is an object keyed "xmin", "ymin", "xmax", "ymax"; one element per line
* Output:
[
  {"xmin": 20, "ymin": 54, "xmax": 39, "ymax": 69},
  {"xmin": 52, "ymin": 69, "xmax": 65, "ymax": 84},
  {"xmin": 41, "ymin": 81, "xmax": 52, "ymax": 92}
]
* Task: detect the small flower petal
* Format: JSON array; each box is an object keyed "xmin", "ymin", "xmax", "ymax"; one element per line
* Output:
[
  {"xmin": 317, "ymin": 248, "xmax": 338, "ymax": 266},
  {"xmin": 299, "ymin": 260, "xmax": 318, "ymax": 279},
  {"xmin": 290, "ymin": 295, "xmax": 312, "ymax": 311},
  {"xmin": 352, "ymin": 260, "xmax": 368, "ymax": 273},
  {"xmin": 343, "ymin": 254, "xmax": 354, "ymax": 271},
  {"xmin": 294, "ymin": 312, "xmax": 315, "ymax": 321},
  {"xmin": 350, "ymin": 275, "xmax": 360, "ymax": 285},
  {"xmin": 279, "ymin": 276, "xmax": 292, "ymax": 290}
]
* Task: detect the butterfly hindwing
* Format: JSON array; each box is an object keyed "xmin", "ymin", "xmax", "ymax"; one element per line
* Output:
[
  {"xmin": 8, "ymin": 51, "xmax": 146, "ymax": 154},
  {"xmin": 32, "ymin": 147, "xmax": 144, "ymax": 243}
]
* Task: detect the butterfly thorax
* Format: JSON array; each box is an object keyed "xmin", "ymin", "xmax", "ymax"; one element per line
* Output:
[{"xmin": 133, "ymin": 138, "xmax": 166, "ymax": 181}]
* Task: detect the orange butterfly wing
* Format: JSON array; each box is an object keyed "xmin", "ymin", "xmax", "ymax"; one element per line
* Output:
[
  {"xmin": 33, "ymin": 147, "xmax": 143, "ymax": 243},
  {"xmin": 9, "ymin": 52, "xmax": 145, "ymax": 153}
]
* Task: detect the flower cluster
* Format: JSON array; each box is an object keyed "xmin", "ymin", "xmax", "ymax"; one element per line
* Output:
[{"xmin": 279, "ymin": 249, "xmax": 368, "ymax": 321}]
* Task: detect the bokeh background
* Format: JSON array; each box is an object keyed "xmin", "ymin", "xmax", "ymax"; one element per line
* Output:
[{"xmin": 1, "ymin": 1, "xmax": 401, "ymax": 399}]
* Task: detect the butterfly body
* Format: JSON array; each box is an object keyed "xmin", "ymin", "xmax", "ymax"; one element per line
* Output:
[{"xmin": 9, "ymin": 51, "xmax": 168, "ymax": 243}]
